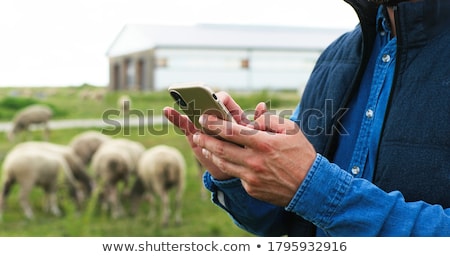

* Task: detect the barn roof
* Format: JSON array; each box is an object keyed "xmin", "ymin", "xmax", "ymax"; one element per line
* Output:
[{"xmin": 106, "ymin": 23, "xmax": 350, "ymax": 57}]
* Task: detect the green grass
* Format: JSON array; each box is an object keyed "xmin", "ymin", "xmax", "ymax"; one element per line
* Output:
[
  {"xmin": 0, "ymin": 85, "xmax": 301, "ymax": 237},
  {"xmin": 0, "ymin": 126, "xmax": 254, "ymax": 236},
  {"xmin": 0, "ymin": 85, "xmax": 300, "ymax": 121}
]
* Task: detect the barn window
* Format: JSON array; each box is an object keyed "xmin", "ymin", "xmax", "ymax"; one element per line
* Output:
[
  {"xmin": 156, "ymin": 57, "xmax": 168, "ymax": 68},
  {"xmin": 241, "ymin": 58, "xmax": 250, "ymax": 69}
]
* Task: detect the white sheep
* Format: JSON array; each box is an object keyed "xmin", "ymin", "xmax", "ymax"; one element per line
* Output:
[
  {"xmin": 91, "ymin": 138, "xmax": 145, "ymax": 218},
  {"xmin": 7, "ymin": 104, "xmax": 53, "ymax": 142},
  {"xmin": 11, "ymin": 141, "xmax": 94, "ymax": 205},
  {"xmin": 0, "ymin": 146, "xmax": 81, "ymax": 220},
  {"xmin": 130, "ymin": 145, "xmax": 186, "ymax": 226},
  {"xmin": 117, "ymin": 95, "xmax": 131, "ymax": 116},
  {"xmin": 68, "ymin": 130, "xmax": 112, "ymax": 166}
]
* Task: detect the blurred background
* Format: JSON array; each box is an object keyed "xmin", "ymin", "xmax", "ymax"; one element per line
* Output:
[
  {"xmin": 0, "ymin": 0, "xmax": 358, "ymax": 236},
  {"xmin": 0, "ymin": 0, "xmax": 357, "ymax": 88}
]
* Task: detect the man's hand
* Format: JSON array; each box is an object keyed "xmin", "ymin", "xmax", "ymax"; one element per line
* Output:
[
  {"xmin": 163, "ymin": 91, "xmax": 268, "ymax": 181},
  {"xmin": 193, "ymin": 112, "xmax": 317, "ymax": 207}
]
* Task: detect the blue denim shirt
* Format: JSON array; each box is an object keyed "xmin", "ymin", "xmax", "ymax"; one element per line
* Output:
[
  {"xmin": 203, "ymin": 6, "xmax": 450, "ymax": 236},
  {"xmin": 332, "ymin": 8, "xmax": 395, "ymax": 182},
  {"xmin": 312, "ymin": 6, "xmax": 396, "ymax": 236}
]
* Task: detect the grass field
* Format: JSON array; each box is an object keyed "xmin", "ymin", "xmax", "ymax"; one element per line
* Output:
[
  {"xmin": 0, "ymin": 85, "xmax": 301, "ymax": 121},
  {"xmin": 0, "ymin": 85, "xmax": 301, "ymax": 237}
]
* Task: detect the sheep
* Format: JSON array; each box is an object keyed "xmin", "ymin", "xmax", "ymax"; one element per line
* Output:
[
  {"xmin": 90, "ymin": 138, "xmax": 145, "ymax": 218},
  {"xmin": 117, "ymin": 95, "xmax": 131, "ymax": 115},
  {"xmin": 130, "ymin": 145, "xmax": 186, "ymax": 226},
  {"xmin": 79, "ymin": 88, "xmax": 105, "ymax": 101},
  {"xmin": 0, "ymin": 147, "xmax": 81, "ymax": 220},
  {"xmin": 7, "ymin": 104, "xmax": 53, "ymax": 142},
  {"xmin": 68, "ymin": 130, "xmax": 112, "ymax": 166},
  {"xmin": 10, "ymin": 141, "xmax": 94, "ymax": 205},
  {"xmin": 117, "ymin": 95, "xmax": 131, "ymax": 116}
]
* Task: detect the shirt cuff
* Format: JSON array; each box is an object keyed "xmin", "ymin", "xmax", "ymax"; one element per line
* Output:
[
  {"xmin": 203, "ymin": 171, "xmax": 242, "ymax": 192},
  {"xmin": 285, "ymin": 153, "xmax": 353, "ymax": 228}
]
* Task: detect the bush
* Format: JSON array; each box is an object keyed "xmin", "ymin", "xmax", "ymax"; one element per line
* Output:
[
  {"xmin": 0, "ymin": 97, "xmax": 39, "ymax": 110},
  {"xmin": 0, "ymin": 97, "xmax": 67, "ymax": 120}
]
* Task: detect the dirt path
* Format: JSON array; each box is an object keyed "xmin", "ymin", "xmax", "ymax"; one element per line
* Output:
[{"xmin": 0, "ymin": 116, "xmax": 166, "ymax": 132}]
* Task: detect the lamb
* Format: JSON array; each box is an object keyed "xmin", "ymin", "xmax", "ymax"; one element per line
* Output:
[
  {"xmin": 130, "ymin": 145, "xmax": 186, "ymax": 226},
  {"xmin": 7, "ymin": 104, "xmax": 53, "ymax": 142},
  {"xmin": 10, "ymin": 141, "xmax": 94, "ymax": 204},
  {"xmin": 0, "ymin": 146, "xmax": 82, "ymax": 220},
  {"xmin": 91, "ymin": 138, "xmax": 145, "ymax": 218},
  {"xmin": 68, "ymin": 130, "xmax": 112, "ymax": 166},
  {"xmin": 117, "ymin": 95, "xmax": 131, "ymax": 116}
]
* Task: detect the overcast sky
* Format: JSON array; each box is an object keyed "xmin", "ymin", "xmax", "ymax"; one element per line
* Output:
[{"xmin": 0, "ymin": 0, "xmax": 358, "ymax": 87}]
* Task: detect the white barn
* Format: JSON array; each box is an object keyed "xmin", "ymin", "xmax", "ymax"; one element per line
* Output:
[{"xmin": 105, "ymin": 24, "xmax": 348, "ymax": 92}]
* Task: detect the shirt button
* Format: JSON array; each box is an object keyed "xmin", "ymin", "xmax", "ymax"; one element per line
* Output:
[
  {"xmin": 382, "ymin": 54, "xmax": 391, "ymax": 63},
  {"xmin": 366, "ymin": 109, "xmax": 374, "ymax": 119},
  {"xmin": 351, "ymin": 166, "xmax": 360, "ymax": 175}
]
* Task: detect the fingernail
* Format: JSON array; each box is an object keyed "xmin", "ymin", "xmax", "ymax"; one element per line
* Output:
[
  {"xmin": 193, "ymin": 133, "xmax": 199, "ymax": 144},
  {"xmin": 199, "ymin": 115, "xmax": 206, "ymax": 126},
  {"xmin": 202, "ymin": 148, "xmax": 210, "ymax": 158}
]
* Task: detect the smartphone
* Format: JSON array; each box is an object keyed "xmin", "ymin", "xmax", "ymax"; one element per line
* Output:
[{"xmin": 168, "ymin": 82, "xmax": 235, "ymax": 136}]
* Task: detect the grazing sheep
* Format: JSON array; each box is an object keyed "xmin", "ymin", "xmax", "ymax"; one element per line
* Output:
[
  {"xmin": 91, "ymin": 138, "xmax": 145, "ymax": 218},
  {"xmin": 11, "ymin": 141, "xmax": 94, "ymax": 204},
  {"xmin": 117, "ymin": 95, "xmax": 131, "ymax": 116},
  {"xmin": 69, "ymin": 130, "xmax": 112, "ymax": 166},
  {"xmin": 130, "ymin": 145, "xmax": 186, "ymax": 226},
  {"xmin": 0, "ymin": 147, "xmax": 81, "ymax": 220},
  {"xmin": 7, "ymin": 104, "xmax": 53, "ymax": 142},
  {"xmin": 79, "ymin": 89, "xmax": 105, "ymax": 101}
]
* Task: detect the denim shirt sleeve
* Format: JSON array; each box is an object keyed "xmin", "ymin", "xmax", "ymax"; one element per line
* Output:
[
  {"xmin": 203, "ymin": 172, "xmax": 314, "ymax": 236},
  {"xmin": 286, "ymin": 154, "xmax": 450, "ymax": 236},
  {"xmin": 204, "ymin": 153, "xmax": 450, "ymax": 236}
]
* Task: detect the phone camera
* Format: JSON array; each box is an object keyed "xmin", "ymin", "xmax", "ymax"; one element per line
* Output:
[{"xmin": 170, "ymin": 91, "xmax": 187, "ymax": 108}]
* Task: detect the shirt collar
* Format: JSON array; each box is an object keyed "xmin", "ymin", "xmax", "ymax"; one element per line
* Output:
[{"xmin": 376, "ymin": 6, "xmax": 392, "ymax": 35}]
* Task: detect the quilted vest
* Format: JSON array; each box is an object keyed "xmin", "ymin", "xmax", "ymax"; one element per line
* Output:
[{"xmin": 294, "ymin": 0, "xmax": 450, "ymax": 207}]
